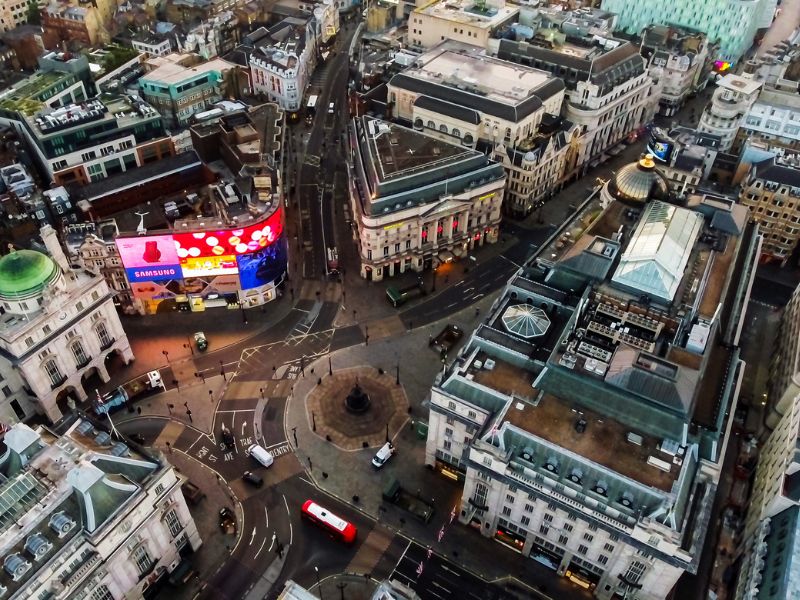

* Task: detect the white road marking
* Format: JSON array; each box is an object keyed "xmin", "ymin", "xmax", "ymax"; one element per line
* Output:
[
  {"xmin": 431, "ymin": 581, "xmax": 450, "ymax": 593},
  {"xmin": 241, "ymin": 421, "xmax": 247, "ymax": 436},
  {"xmin": 254, "ymin": 536, "xmax": 267, "ymax": 559},
  {"xmin": 289, "ymin": 523, "xmax": 293, "ymax": 545},
  {"xmin": 249, "ymin": 528, "xmax": 256, "ymax": 545},
  {"xmin": 216, "ymin": 409, "xmax": 255, "ymax": 414},
  {"xmin": 440, "ymin": 564, "xmax": 461, "ymax": 577},
  {"xmin": 264, "ymin": 506, "xmax": 269, "ymax": 529}
]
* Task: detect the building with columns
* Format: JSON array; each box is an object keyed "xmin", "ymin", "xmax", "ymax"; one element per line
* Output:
[
  {"xmin": 425, "ymin": 156, "xmax": 761, "ymax": 597},
  {"xmin": 0, "ymin": 418, "xmax": 201, "ymax": 599},
  {"xmin": 347, "ymin": 116, "xmax": 506, "ymax": 281},
  {"xmin": 0, "ymin": 225, "xmax": 133, "ymax": 424}
]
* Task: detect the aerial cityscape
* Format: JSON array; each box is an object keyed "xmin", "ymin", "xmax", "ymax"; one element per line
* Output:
[{"xmin": 0, "ymin": 0, "xmax": 797, "ymax": 599}]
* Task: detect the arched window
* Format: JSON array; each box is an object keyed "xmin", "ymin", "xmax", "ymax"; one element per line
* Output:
[
  {"xmin": 452, "ymin": 128, "xmax": 461, "ymax": 138},
  {"xmin": 439, "ymin": 124, "xmax": 448, "ymax": 134},
  {"xmin": 95, "ymin": 322, "xmax": 111, "ymax": 348},
  {"xmin": 43, "ymin": 359, "xmax": 63, "ymax": 387},
  {"xmin": 413, "ymin": 118, "xmax": 423, "ymax": 130},
  {"xmin": 463, "ymin": 133, "xmax": 474, "ymax": 146},
  {"xmin": 71, "ymin": 341, "xmax": 88, "ymax": 368},
  {"xmin": 427, "ymin": 120, "xmax": 435, "ymax": 129}
]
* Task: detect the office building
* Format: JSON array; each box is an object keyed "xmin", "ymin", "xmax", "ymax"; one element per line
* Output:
[
  {"xmin": 129, "ymin": 30, "xmax": 174, "ymax": 57},
  {"xmin": 0, "ymin": 0, "xmax": 30, "ymax": 33},
  {"xmin": 182, "ymin": 11, "xmax": 241, "ymax": 59},
  {"xmin": 348, "ymin": 116, "xmax": 506, "ymax": 280},
  {"xmin": 0, "ymin": 226, "xmax": 133, "ymax": 423},
  {"xmin": 739, "ymin": 155, "xmax": 800, "ymax": 266},
  {"xmin": 41, "ymin": 0, "xmax": 109, "ymax": 48},
  {"xmin": 640, "ymin": 25, "xmax": 711, "ymax": 117},
  {"xmin": 736, "ymin": 317, "xmax": 800, "ymax": 599},
  {"xmin": 0, "ymin": 418, "xmax": 201, "ymax": 598},
  {"xmin": 738, "ymin": 82, "xmax": 800, "ymax": 153},
  {"xmin": 407, "ymin": 0, "xmax": 518, "ymax": 51},
  {"xmin": 645, "ymin": 127, "xmax": 721, "ymax": 191},
  {"xmin": 498, "ymin": 37, "xmax": 659, "ymax": 179},
  {"xmin": 0, "ymin": 93, "xmax": 173, "ymax": 186},
  {"xmin": 426, "ymin": 155, "xmax": 760, "ymax": 597},
  {"xmin": 388, "ymin": 41, "xmax": 565, "ymax": 150},
  {"xmin": 601, "ymin": 0, "xmax": 774, "ymax": 63},
  {"xmin": 697, "ymin": 74, "xmax": 762, "ymax": 152},
  {"xmin": 494, "ymin": 115, "xmax": 579, "ymax": 217},
  {"xmin": 139, "ymin": 53, "xmax": 235, "ymax": 129},
  {"xmin": 248, "ymin": 18, "xmax": 315, "ymax": 113}
]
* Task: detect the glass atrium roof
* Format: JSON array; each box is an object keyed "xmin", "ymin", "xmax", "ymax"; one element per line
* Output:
[{"xmin": 502, "ymin": 304, "xmax": 551, "ymax": 338}]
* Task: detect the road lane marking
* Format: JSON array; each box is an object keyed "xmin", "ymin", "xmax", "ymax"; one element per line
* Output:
[
  {"xmin": 440, "ymin": 564, "xmax": 461, "ymax": 577},
  {"xmin": 185, "ymin": 433, "xmax": 207, "ymax": 452},
  {"xmin": 454, "ymin": 280, "xmax": 465, "ymax": 287},
  {"xmin": 264, "ymin": 506, "xmax": 269, "ymax": 529},
  {"xmin": 431, "ymin": 581, "xmax": 450, "ymax": 593},
  {"xmin": 254, "ymin": 536, "xmax": 267, "ymax": 559},
  {"xmin": 241, "ymin": 420, "xmax": 247, "ymax": 436},
  {"xmin": 289, "ymin": 523, "xmax": 293, "ymax": 545},
  {"xmin": 249, "ymin": 528, "xmax": 256, "ymax": 545}
]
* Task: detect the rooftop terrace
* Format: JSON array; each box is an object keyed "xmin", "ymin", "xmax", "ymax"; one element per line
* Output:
[{"xmin": 416, "ymin": 0, "xmax": 518, "ymax": 27}]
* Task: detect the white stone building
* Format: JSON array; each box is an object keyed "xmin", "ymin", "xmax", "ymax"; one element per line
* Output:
[
  {"xmin": 407, "ymin": 0, "xmax": 518, "ymax": 51},
  {"xmin": 498, "ymin": 37, "xmax": 660, "ymax": 180},
  {"xmin": 0, "ymin": 226, "xmax": 133, "ymax": 424},
  {"xmin": 347, "ymin": 116, "xmax": 506, "ymax": 280},
  {"xmin": 738, "ymin": 83, "xmax": 800, "ymax": 153},
  {"xmin": 697, "ymin": 73, "xmax": 762, "ymax": 152},
  {"xmin": 249, "ymin": 20, "xmax": 315, "ymax": 113},
  {"xmin": 0, "ymin": 418, "xmax": 201, "ymax": 599},
  {"xmin": 426, "ymin": 158, "xmax": 761, "ymax": 597},
  {"xmin": 640, "ymin": 25, "xmax": 710, "ymax": 117},
  {"xmin": 388, "ymin": 42, "xmax": 565, "ymax": 151}
]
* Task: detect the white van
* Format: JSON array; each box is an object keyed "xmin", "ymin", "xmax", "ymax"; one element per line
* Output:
[
  {"xmin": 247, "ymin": 444, "xmax": 274, "ymax": 468},
  {"xmin": 371, "ymin": 442, "xmax": 395, "ymax": 468}
]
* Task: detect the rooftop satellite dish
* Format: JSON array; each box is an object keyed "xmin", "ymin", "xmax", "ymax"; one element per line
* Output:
[{"xmin": 135, "ymin": 212, "xmax": 149, "ymax": 236}]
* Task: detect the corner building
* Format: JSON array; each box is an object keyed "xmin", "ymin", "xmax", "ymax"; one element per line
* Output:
[
  {"xmin": 0, "ymin": 419, "xmax": 201, "ymax": 599},
  {"xmin": 347, "ymin": 116, "xmax": 505, "ymax": 280},
  {"xmin": 425, "ymin": 156, "xmax": 761, "ymax": 597}
]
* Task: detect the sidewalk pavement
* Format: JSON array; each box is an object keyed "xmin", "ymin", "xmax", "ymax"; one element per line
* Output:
[
  {"xmin": 107, "ymin": 290, "xmax": 298, "ymax": 389},
  {"xmin": 114, "ymin": 373, "xmax": 228, "ymax": 435},
  {"xmin": 284, "ymin": 294, "xmax": 588, "ymax": 598},
  {"xmin": 156, "ymin": 447, "xmax": 240, "ymax": 600}
]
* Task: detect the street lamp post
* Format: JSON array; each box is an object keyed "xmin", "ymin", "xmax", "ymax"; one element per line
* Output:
[
  {"xmin": 220, "ymin": 361, "xmax": 227, "ymax": 382},
  {"xmin": 396, "ymin": 361, "xmax": 400, "ymax": 386},
  {"xmin": 162, "ymin": 350, "xmax": 170, "ymax": 364},
  {"xmin": 239, "ymin": 300, "xmax": 248, "ymax": 324},
  {"xmin": 312, "ymin": 411, "xmax": 317, "ymax": 432},
  {"xmin": 365, "ymin": 325, "xmax": 369, "ymax": 346},
  {"xmin": 328, "ymin": 355, "xmax": 333, "ymax": 376},
  {"xmin": 315, "ymin": 567, "xmax": 324, "ymax": 600},
  {"xmin": 431, "ymin": 267, "xmax": 438, "ymax": 293}
]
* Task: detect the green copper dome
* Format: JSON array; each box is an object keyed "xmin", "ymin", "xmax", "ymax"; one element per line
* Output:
[{"xmin": 0, "ymin": 250, "xmax": 59, "ymax": 300}]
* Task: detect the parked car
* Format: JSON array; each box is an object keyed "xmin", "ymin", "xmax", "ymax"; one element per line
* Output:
[
  {"xmin": 194, "ymin": 331, "xmax": 208, "ymax": 351},
  {"xmin": 372, "ymin": 442, "xmax": 395, "ymax": 468},
  {"xmin": 219, "ymin": 507, "xmax": 236, "ymax": 534},
  {"xmin": 242, "ymin": 471, "xmax": 263, "ymax": 487}
]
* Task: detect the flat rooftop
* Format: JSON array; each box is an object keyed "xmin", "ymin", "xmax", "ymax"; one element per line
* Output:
[
  {"xmin": 502, "ymin": 386, "xmax": 679, "ymax": 492},
  {"xmin": 416, "ymin": 0, "xmax": 518, "ymax": 28},
  {"xmin": 408, "ymin": 47, "xmax": 553, "ymax": 106},
  {"xmin": 141, "ymin": 55, "xmax": 233, "ymax": 86},
  {"xmin": 365, "ymin": 118, "xmax": 472, "ymax": 180}
]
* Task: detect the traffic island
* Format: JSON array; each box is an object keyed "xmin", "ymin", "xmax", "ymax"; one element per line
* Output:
[{"xmin": 305, "ymin": 366, "xmax": 409, "ymax": 450}]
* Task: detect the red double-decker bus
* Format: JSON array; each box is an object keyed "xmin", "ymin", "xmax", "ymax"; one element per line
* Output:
[{"xmin": 301, "ymin": 500, "xmax": 357, "ymax": 543}]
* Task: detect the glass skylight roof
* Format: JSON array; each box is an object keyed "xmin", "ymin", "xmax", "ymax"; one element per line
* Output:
[{"xmin": 502, "ymin": 304, "xmax": 551, "ymax": 338}]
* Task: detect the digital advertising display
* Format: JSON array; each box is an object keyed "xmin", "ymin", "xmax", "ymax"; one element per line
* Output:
[
  {"xmin": 116, "ymin": 208, "xmax": 285, "ymax": 287},
  {"xmin": 115, "ymin": 235, "xmax": 182, "ymax": 283},
  {"xmin": 179, "ymin": 255, "xmax": 238, "ymax": 278},
  {"xmin": 172, "ymin": 209, "xmax": 283, "ymax": 259},
  {"xmin": 646, "ymin": 128, "xmax": 674, "ymax": 163},
  {"xmin": 237, "ymin": 234, "xmax": 288, "ymax": 290}
]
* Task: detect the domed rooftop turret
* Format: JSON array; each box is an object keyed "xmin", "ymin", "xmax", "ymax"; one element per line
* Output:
[
  {"xmin": 0, "ymin": 249, "xmax": 60, "ymax": 301},
  {"xmin": 606, "ymin": 154, "xmax": 671, "ymax": 205}
]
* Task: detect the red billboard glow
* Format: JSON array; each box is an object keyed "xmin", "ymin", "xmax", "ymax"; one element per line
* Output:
[{"xmin": 173, "ymin": 209, "xmax": 283, "ymax": 259}]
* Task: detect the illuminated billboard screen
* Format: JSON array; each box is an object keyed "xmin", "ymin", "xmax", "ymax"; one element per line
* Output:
[
  {"xmin": 646, "ymin": 128, "xmax": 674, "ymax": 163},
  {"xmin": 173, "ymin": 209, "xmax": 283, "ymax": 259},
  {"xmin": 237, "ymin": 234, "xmax": 288, "ymax": 289},
  {"xmin": 179, "ymin": 255, "xmax": 238, "ymax": 278},
  {"xmin": 116, "ymin": 235, "xmax": 182, "ymax": 283}
]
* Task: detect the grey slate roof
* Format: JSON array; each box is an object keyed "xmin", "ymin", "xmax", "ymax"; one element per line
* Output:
[
  {"xmin": 390, "ymin": 73, "xmax": 564, "ymax": 123},
  {"xmin": 413, "ymin": 95, "xmax": 481, "ymax": 125},
  {"xmin": 753, "ymin": 157, "xmax": 800, "ymax": 187}
]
